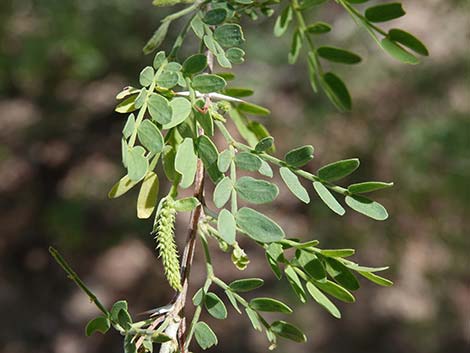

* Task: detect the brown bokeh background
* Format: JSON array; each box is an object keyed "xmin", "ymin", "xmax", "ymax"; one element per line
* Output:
[{"xmin": 1, "ymin": 0, "xmax": 469, "ymax": 352}]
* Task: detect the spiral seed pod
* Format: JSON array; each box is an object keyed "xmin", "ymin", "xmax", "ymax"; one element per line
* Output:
[{"xmin": 152, "ymin": 197, "xmax": 182, "ymax": 291}]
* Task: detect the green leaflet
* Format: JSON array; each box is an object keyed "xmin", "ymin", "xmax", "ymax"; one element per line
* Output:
[
  {"xmin": 137, "ymin": 120, "xmax": 164, "ymax": 154},
  {"xmin": 127, "ymin": 146, "xmax": 148, "ymax": 182},
  {"xmin": 255, "ymin": 137, "xmax": 274, "ymax": 152},
  {"xmin": 235, "ymin": 152, "xmax": 262, "ymax": 171},
  {"xmin": 288, "ymin": 30, "xmax": 302, "ymax": 64},
  {"xmin": 148, "ymin": 93, "xmax": 172, "ymax": 124},
  {"xmin": 285, "ymin": 265, "xmax": 307, "ymax": 302},
  {"xmin": 115, "ymin": 95, "xmax": 138, "ymax": 114},
  {"xmin": 325, "ymin": 257, "xmax": 360, "ymax": 291},
  {"xmin": 85, "ymin": 317, "xmax": 110, "ymax": 336},
  {"xmin": 134, "ymin": 88, "xmax": 147, "ymax": 109},
  {"xmin": 174, "ymin": 197, "xmax": 200, "ymax": 212},
  {"xmin": 245, "ymin": 307, "xmax": 262, "ymax": 331},
  {"xmin": 388, "ymin": 29, "xmax": 429, "ymax": 56},
  {"xmin": 237, "ymin": 102, "xmax": 270, "ymax": 116},
  {"xmin": 249, "ymin": 297, "xmax": 292, "ymax": 313},
  {"xmin": 317, "ymin": 158, "xmax": 360, "ymax": 182},
  {"xmin": 193, "ymin": 287, "xmax": 205, "ymax": 306},
  {"xmin": 218, "ymin": 209, "xmax": 236, "ymax": 244},
  {"xmin": 235, "ymin": 176, "xmax": 279, "ymax": 204},
  {"xmin": 229, "ymin": 278, "xmax": 264, "ymax": 292},
  {"xmin": 365, "ymin": 3, "xmax": 406, "ymax": 23},
  {"xmin": 306, "ymin": 21, "xmax": 332, "ymax": 34},
  {"xmin": 194, "ymin": 322, "xmax": 218, "ymax": 349},
  {"xmin": 321, "ymin": 249, "xmax": 355, "ymax": 258},
  {"xmin": 116, "ymin": 86, "xmax": 140, "ymax": 100},
  {"xmin": 175, "ymin": 138, "xmax": 198, "ymax": 188},
  {"xmin": 203, "ymin": 8, "xmax": 227, "ymax": 25},
  {"xmin": 322, "ymin": 72, "xmax": 352, "ymax": 112},
  {"xmin": 317, "ymin": 46, "xmax": 362, "ymax": 64},
  {"xmin": 270, "ymin": 321, "xmax": 306, "ymax": 343},
  {"xmin": 153, "ymin": 51, "xmax": 166, "ymax": 69},
  {"xmin": 192, "ymin": 74, "xmax": 227, "ymax": 93},
  {"xmin": 162, "ymin": 145, "xmax": 177, "ymax": 182},
  {"xmin": 259, "ymin": 160, "xmax": 273, "ymax": 178},
  {"xmin": 297, "ymin": 250, "xmax": 326, "ymax": 281},
  {"xmin": 197, "ymin": 135, "xmax": 223, "ymax": 183},
  {"xmin": 228, "ymin": 108, "xmax": 258, "ymax": 147},
  {"xmin": 217, "ymin": 149, "xmax": 232, "ymax": 173},
  {"xmin": 163, "ymin": 97, "xmax": 192, "ymax": 129},
  {"xmin": 381, "ymin": 38, "xmax": 419, "ymax": 65},
  {"xmin": 156, "ymin": 70, "xmax": 178, "ymax": 88},
  {"xmin": 122, "ymin": 114, "xmax": 135, "ymax": 138},
  {"xmin": 136, "ymin": 172, "xmax": 159, "ymax": 219},
  {"xmin": 236, "ymin": 207, "xmax": 285, "ymax": 243},
  {"xmin": 108, "ymin": 175, "xmax": 139, "ymax": 199},
  {"xmin": 139, "ymin": 66, "xmax": 155, "ymax": 87},
  {"xmin": 358, "ymin": 271, "xmax": 393, "ymax": 287},
  {"xmin": 285, "ymin": 145, "xmax": 314, "ymax": 167},
  {"xmin": 345, "ymin": 194, "xmax": 388, "ymax": 220},
  {"xmin": 306, "ymin": 282, "xmax": 341, "ymax": 319},
  {"xmin": 182, "ymin": 54, "xmax": 207, "ymax": 75},
  {"xmin": 312, "ymin": 280, "xmax": 355, "ymax": 303},
  {"xmin": 205, "ymin": 292, "xmax": 228, "ymax": 319},
  {"xmin": 223, "ymin": 87, "xmax": 254, "ymax": 98},
  {"xmin": 226, "ymin": 48, "xmax": 245, "ymax": 64},
  {"xmin": 348, "ymin": 181, "xmax": 394, "ymax": 194},
  {"xmin": 274, "ymin": 5, "xmax": 293, "ymax": 37},
  {"xmin": 312, "ymin": 181, "xmax": 345, "ymax": 216},
  {"xmin": 224, "ymin": 290, "xmax": 241, "ymax": 314},
  {"xmin": 280, "ymin": 167, "xmax": 310, "ymax": 204},
  {"xmin": 213, "ymin": 24, "xmax": 245, "ymax": 47},
  {"xmin": 213, "ymin": 177, "xmax": 233, "ymax": 208}
]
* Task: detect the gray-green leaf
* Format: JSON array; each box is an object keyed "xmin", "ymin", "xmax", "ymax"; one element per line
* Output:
[
  {"xmin": 127, "ymin": 146, "xmax": 148, "ymax": 182},
  {"xmin": 235, "ymin": 176, "xmax": 279, "ymax": 204},
  {"xmin": 213, "ymin": 24, "xmax": 245, "ymax": 47},
  {"xmin": 270, "ymin": 321, "xmax": 306, "ymax": 343},
  {"xmin": 229, "ymin": 278, "xmax": 264, "ymax": 292},
  {"xmin": 213, "ymin": 176, "xmax": 233, "ymax": 208},
  {"xmin": 139, "ymin": 66, "xmax": 155, "ymax": 87},
  {"xmin": 192, "ymin": 74, "xmax": 227, "ymax": 93},
  {"xmin": 85, "ymin": 317, "xmax": 111, "ymax": 336},
  {"xmin": 205, "ymin": 292, "xmax": 228, "ymax": 320},
  {"xmin": 218, "ymin": 209, "xmax": 236, "ymax": 244},
  {"xmin": 312, "ymin": 181, "xmax": 345, "ymax": 215},
  {"xmin": 236, "ymin": 207, "xmax": 285, "ymax": 243},
  {"xmin": 280, "ymin": 167, "xmax": 310, "ymax": 204},
  {"xmin": 365, "ymin": 3, "xmax": 406, "ymax": 23},
  {"xmin": 235, "ymin": 152, "xmax": 262, "ymax": 171},
  {"xmin": 175, "ymin": 138, "xmax": 198, "ymax": 188},
  {"xmin": 249, "ymin": 298, "xmax": 292, "ymax": 313},
  {"xmin": 306, "ymin": 282, "xmax": 341, "ymax": 319},
  {"xmin": 137, "ymin": 120, "xmax": 164, "ymax": 154},
  {"xmin": 148, "ymin": 94, "xmax": 172, "ymax": 125},
  {"xmin": 285, "ymin": 145, "xmax": 314, "ymax": 167},
  {"xmin": 317, "ymin": 158, "xmax": 360, "ymax": 182},
  {"xmin": 348, "ymin": 181, "xmax": 394, "ymax": 194},
  {"xmin": 345, "ymin": 195, "xmax": 389, "ymax": 220},
  {"xmin": 194, "ymin": 321, "xmax": 218, "ymax": 350},
  {"xmin": 136, "ymin": 172, "xmax": 159, "ymax": 219}
]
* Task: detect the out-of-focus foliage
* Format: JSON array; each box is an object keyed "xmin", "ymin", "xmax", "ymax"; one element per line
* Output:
[{"xmin": 0, "ymin": 0, "xmax": 469, "ymax": 353}]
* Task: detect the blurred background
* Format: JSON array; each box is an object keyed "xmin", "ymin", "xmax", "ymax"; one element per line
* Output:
[{"xmin": 1, "ymin": 0, "xmax": 469, "ymax": 352}]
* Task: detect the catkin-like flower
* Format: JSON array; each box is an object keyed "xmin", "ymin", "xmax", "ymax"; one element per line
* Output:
[{"xmin": 152, "ymin": 198, "xmax": 182, "ymax": 291}]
